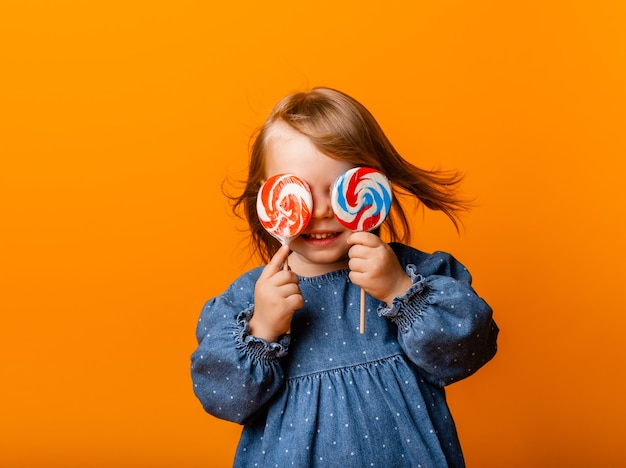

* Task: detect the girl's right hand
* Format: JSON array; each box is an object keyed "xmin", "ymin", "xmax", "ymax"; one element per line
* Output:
[{"xmin": 249, "ymin": 244, "xmax": 303, "ymax": 342}]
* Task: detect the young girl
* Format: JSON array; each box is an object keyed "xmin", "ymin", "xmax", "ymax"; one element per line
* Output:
[{"xmin": 191, "ymin": 87, "xmax": 498, "ymax": 467}]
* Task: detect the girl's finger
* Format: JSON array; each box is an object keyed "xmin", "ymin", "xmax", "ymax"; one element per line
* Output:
[
  {"xmin": 347, "ymin": 244, "xmax": 367, "ymax": 262},
  {"xmin": 261, "ymin": 245, "xmax": 291, "ymax": 277},
  {"xmin": 347, "ymin": 231, "xmax": 381, "ymax": 247}
]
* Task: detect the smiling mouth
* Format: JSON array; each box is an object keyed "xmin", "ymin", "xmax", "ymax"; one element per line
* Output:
[{"xmin": 301, "ymin": 232, "xmax": 340, "ymax": 240}]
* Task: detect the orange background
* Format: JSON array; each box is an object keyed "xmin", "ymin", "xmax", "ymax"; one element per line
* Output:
[{"xmin": 1, "ymin": 1, "xmax": 625, "ymax": 466}]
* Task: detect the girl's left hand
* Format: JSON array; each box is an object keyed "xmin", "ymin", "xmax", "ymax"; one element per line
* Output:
[{"xmin": 347, "ymin": 232, "xmax": 412, "ymax": 307}]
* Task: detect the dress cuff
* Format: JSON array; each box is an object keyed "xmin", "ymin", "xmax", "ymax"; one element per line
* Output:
[
  {"xmin": 377, "ymin": 264, "xmax": 431, "ymax": 332},
  {"xmin": 236, "ymin": 307, "xmax": 290, "ymax": 361}
]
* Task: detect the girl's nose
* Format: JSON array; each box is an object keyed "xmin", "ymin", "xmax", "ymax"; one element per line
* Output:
[{"xmin": 311, "ymin": 190, "xmax": 334, "ymax": 219}]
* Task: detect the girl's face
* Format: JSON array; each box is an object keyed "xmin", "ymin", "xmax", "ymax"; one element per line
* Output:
[{"xmin": 264, "ymin": 123, "xmax": 355, "ymax": 277}]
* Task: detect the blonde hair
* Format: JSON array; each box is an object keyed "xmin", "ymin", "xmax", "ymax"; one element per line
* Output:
[{"xmin": 231, "ymin": 87, "xmax": 469, "ymax": 263}]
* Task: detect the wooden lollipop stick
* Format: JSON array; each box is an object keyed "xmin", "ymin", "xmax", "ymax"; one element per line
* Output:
[
  {"xmin": 284, "ymin": 252, "xmax": 291, "ymax": 333},
  {"xmin": 359, "ymin": 288, "xmax": 366, "ymax": 334}
]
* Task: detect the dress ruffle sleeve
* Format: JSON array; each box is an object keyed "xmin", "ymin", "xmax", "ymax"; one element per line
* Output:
[
  {"xmin": 378, "ymin": 246, "xmax": 499, "ymax": 386},
  {"xmin": 190, "ymin": 268, "xmax": 290, "ymax": 424}
]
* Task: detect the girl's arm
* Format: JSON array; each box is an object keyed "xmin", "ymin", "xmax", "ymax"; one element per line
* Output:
[
  {"xmin": 190, "ymin": 270, "xmax": 289, "ymax": 425},
  {"xmin": 379, "ymin": 246, "xmax": 499, "ymax": 386}
]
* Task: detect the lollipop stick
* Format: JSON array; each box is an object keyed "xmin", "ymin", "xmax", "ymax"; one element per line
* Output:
[
  {"xmin": 284, "ymin": 249, "xmax": 291, "ymax": 333},
  {"xmin": 359, "ymin": 288, "xmax": 366, "ymax": 334},
  {"xmin": 282, "ymin": 244, "xmax": 290, "ymax": 271}
]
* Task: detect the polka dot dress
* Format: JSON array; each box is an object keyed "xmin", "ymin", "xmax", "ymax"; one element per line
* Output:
[{"xmin": 191, "ymin": 243, "xmax": 498, "ymax": 467}]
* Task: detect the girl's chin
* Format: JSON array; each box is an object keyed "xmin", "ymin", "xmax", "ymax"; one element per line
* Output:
[{"xmin": 289, "ymin": 248, "xmax": 349, "ymax": 274}]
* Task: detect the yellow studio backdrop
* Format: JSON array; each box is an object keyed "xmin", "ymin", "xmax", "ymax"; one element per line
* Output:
[{"xmin": 1, "ymin": 1, "xmax": 625, "ymax": 466}]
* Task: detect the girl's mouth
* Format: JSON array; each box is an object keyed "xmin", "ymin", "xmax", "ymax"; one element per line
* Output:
[{"xmin": 301, "ymin": 232, "xmax": 341, "ymax": 241}]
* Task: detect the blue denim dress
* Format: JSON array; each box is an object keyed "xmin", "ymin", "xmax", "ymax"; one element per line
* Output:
[{"xmin": 191, "ymin": 243, "xmax": 498, "ymax": 467}]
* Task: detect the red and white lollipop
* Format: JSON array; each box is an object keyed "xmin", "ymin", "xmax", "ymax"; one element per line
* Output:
[
  {"xmin": 257, "ymin": 173, "xmax": 313, "ymax": 267},
  {"xmin": 331, "ymin": 167, "xmax": 393, "ymax": 333}
]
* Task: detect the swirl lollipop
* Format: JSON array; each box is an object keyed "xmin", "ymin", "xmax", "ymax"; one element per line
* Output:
[
  {"xmin": 331, "ymin": 167, "xmax": 393, "ymax": 333},
  {"xmin": 257, "ymin": 173, "xmax": 313, "ymax": 269}
]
